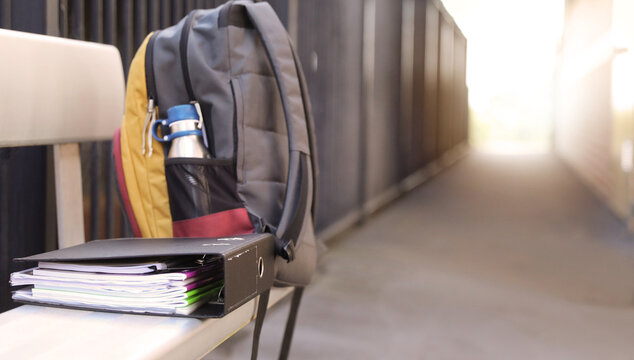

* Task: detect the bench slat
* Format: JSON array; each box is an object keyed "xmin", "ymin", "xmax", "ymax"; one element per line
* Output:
[
  {"xmin": 0, "ymin": 29, "xmax": 124, "ymax": 147},
  {"xmin": 53, "ymin": 143, "xmax": 85, "ymax": 248}
]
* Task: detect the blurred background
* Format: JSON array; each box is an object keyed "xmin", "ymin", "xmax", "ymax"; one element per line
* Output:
[{"xmin": 2, "ymin": 0, "xmax": 634, "ymax": 358}]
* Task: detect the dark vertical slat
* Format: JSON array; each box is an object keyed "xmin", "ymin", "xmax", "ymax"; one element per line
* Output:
[
  {"xmin": 118, "ymin": 0, "xmax": 134, "ymax": 76},
  {"xmin": 461, "ymin": 35, "xmax": 468, "ymax": 144},
  {"xmin": 366, "ymin": 0, "xmax": 402, "ymax": 199},
  {"xmin": 437, "ymin": 14, "xmax": 454, "ymax": 155},
  {"xmin": 89, "ymin": 0, "xmax": 104, "ymax": 42},
  {"xmin": 0, "ymin": 0, "xmax": 11, "ymax": 28},
  {"xmin": 12, "ymin": 0, "xmax": 47, "ymax": 34},
  {"xmin": 89, "ymin": 0, "xmax": 106, "ymax": 240},
  {"xmin": 297, "ymin": 0, "xmax": 365, "ymax": 231},
  {"xmin": 120, "ymin": 198, "xmax": 132, "ymax": 237},
  {"xmin": 115, "ymin": 132, "xmax": 130, "ymax": 237},
  {"xmin": 410, "ymin": 0, "xmax": 425, "ymax": 170},
  {"xmin": 103, "ymin": 0, "xmax": 117, "ymax": 238},
  {"xmin": 104, "ymin": 141, "xmax": 117, "ymax": 238},
  {"xmin": 119, "ymin": 0, "xmax": 134, "ymax": 238},
  {"xmin": 159, "ymin": 0, "xmax": 170, "ymax": 27},
  {"xmin": 184, "ymin": 0, "xmax": 195, "ymax": 13},
  {"xmin": 0, "ymin": 149, "xmax": 11, "ymax": 311},
  {"xmin": 453, "ymin": 31, "xmax": 466, "ymax": 146},
  {"xmin": 70, "ymin": 0, "xmax": 85, "ymax": 39},
  {"xmin": 133, "ymin": 0, "xmax": 146, "ymax": 48},
  {"xmin": 423, "ymin": 0, "xmax": 439, "ymax": 163},
  {"xmin": 447, "ymin": 28, "xmax": 460, "ymax": 150},
  {"xmin": 58, "ymin": 0, "xmax": 69, "ymax": 37},
  {"xmin": 44, "ymin": 147, "xmax": 57, "ymax": 251},
  {"xmin": 88, "ymin": 143, "xmax": 100, "ymax": 240},
  {"xmin": 117, "ymin": 0, "xmax": 134, "ymax": 235},
  {"xmin": 171, "ymin": 0, "xmax": 184, "ymax": 24},
  {"xmin": 359, "ymin": 0, "xmax": 374, "ymax": 215},
  {"xmin": 148, "ymin": 0, "xmax": 159, "ymax": 32},
  {"xmin": 397, "ymin": 0, "xmax": 412, "ymax": 179},
  {"xmin": 103, "ymin": 0, "xmax": 116, "ymax": 44},
  {"xmin": 455, "ymin": 25, "xmax": 467, "ymax": 145},
  {"xmin": 403, "ymin": 0, "xmax": 419, "ymax": 175}
]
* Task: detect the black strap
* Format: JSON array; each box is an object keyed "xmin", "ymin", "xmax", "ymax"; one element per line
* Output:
[
  {"xmin": 289, "ymin": 39, "xmax": 318, "ymax": 223},
  {"xmin": 251, "ymin": 289, "xmax": 271, "ymax": 360},
  {"xmin": 277, "ymin": 154, "xmax": 309, "ymax": 262},
  {"xmin": 278, "ymin": 287, "xmax": 305, "ymax": 360}
]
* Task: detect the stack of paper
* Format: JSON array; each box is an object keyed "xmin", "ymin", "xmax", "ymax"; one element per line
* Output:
[{"xmin": 10, "ymin": 257, "xmax": 224, "ymax": 315}]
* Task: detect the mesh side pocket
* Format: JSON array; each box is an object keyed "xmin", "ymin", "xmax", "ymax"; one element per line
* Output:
[{"xmin": 164, "ymin": 157, "xmax": 244, "ymax": 222}]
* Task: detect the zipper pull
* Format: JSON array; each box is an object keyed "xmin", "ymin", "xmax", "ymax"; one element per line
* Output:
[
  {"xmin": 191, "ymin": 101, "xmax": 209, "ymax": 148},
  {"xmin": 192, "ymin": 101, "xmax": 203, "ymax": 129},
  {"xmin": 141, "ymin": 98, "xmax": 155, "ymax": 156},
  {"xmin": 147, "ymin": 105, "xmax": 157, "ymax": 157}
]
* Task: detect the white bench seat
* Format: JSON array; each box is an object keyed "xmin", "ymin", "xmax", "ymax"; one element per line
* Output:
[{"xmin": 0, "ymin": 288, "xmax": 290, "ymax": 359}]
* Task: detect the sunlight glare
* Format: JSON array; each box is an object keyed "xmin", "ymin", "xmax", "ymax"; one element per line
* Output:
[{"xmin": 441, "ymin": 0, "xmax": 565, "ymax": 154}]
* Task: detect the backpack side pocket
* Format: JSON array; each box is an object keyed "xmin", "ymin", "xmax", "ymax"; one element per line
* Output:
[{"xmin": 165, "ymin": 157, "xmax": 254, "ymax": 237}]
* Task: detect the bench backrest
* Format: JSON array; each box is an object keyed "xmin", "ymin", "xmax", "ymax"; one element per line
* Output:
[{"xmin": 0, "ymin": 29, "xmax": 125, "ymax": 248}]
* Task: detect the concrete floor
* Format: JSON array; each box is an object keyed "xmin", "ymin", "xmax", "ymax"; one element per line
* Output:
[{"xmin": 210, "ymin": 153, "xmax": 634, "ymax": 359}]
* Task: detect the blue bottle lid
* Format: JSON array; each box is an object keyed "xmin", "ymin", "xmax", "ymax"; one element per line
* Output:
[{"xmin": 167, "ymin": 104, "xmax": 199, "ymax": 124}]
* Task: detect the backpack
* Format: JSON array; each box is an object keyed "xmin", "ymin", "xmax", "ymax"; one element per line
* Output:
[{"xmin": 112, "ymin": 1, "xmax": 319, "ymax": 358}]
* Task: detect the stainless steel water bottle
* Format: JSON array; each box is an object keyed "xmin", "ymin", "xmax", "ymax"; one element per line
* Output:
[{"xmin": 152, "ymin": 104, "xmax": 211, "ymax": 159}]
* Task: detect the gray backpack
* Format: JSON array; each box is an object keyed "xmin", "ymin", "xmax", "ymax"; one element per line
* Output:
[{"xmin": 114, "ymin": 1, "xmax": 319, "ymax": 358}]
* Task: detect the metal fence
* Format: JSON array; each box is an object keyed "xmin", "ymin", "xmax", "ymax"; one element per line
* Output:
[{"xmin": 0, "ymin": 0, "xmax": 467, "ymax": 311}]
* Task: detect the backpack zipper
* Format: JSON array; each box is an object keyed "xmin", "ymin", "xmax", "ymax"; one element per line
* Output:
[
  {"xmin": 180, "ymin": 10, "xmax": 213, "ymax": 154},
  {"xmin": 146, "ymin": 31, "xmax": 159, "ymax": 103},
  {"xmin": 141, "ymin": 98, "xmax": 157, "ymax": 156},
  {"xmin": 143, "ymin": 31, "xmax": 160, "ymax": 156},
  {"xmin": 180, "ymin": 11, "xmax": 198, "ymax": 102}
]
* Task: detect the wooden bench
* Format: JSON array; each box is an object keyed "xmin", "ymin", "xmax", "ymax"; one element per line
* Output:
[{"xmin": 0, "ymin": 28, "xmax": 290, "ymax": 360}]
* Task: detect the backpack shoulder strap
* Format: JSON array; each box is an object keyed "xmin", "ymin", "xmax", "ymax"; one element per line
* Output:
[{"xmin": 242, "ymin": 1, "xmax": 312, "ymax": 262}]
